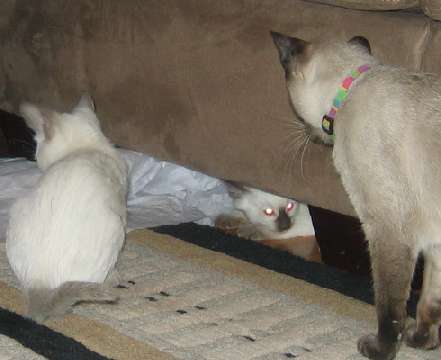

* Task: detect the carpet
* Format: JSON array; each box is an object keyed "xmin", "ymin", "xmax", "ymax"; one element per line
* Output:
[{"xmin": 0, "ymin": 226, "xmax": 439, "ymax": 360}]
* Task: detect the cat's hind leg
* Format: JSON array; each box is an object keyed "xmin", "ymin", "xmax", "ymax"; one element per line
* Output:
[
  {"xmin": 405, "ymin": 244, "xmax": 441, "ymax": 350},
  {"xmin": 357, "ymin": 224, "xmax": 417, "ymax": 360}
]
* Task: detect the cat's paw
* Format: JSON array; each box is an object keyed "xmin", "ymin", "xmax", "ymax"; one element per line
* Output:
[
  {"xmin": 237, "ymin": 226, "xmax": 262, "ymax": 241},
  {"xmin": 114, "ymin": 280, "xmax": 136, "ymax": 289},
  {"xmin": 404, "ymin": 321, "xmax": 440, "ymax": 350},
  {"xmin": 215, "ymin": 215, "xmax": 245, "ymax": 235},
  {"xmin": 357, "ymin": 334, "xmax": 399, "ymax": 360},
  {"xmin": 105, "ymin": 270, "xmax": 136, "ymax": 289}
]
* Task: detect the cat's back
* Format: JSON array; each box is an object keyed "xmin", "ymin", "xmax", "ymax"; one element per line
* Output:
[
  {"xmin": 35, "ymin": 149, "xmax": 126, "ymax": 215},
  {"xmin": 38, "ymin": 148, "xmax": 126, "ymax": 229},
  {"xmin": 46, "ymin": 148, "xmax": 126, "ymax": 197},
  {"xmin": 335, "ymin": 65, "xmax": 441, "ymax": 220},
  {"xmin": 7, "ymin": 148, "xmax": 127, "ymax": 287},
  {"xmin": 340, "ymin": 65, "xmax": 441, "ymax": 147},
  {"xmin": 356, "ymin": 66, "xmax": 441, "ymax": 114}
]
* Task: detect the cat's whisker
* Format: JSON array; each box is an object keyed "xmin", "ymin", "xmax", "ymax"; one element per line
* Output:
[
  {"xmin": 267, "ymin": 114, "xmax": 309, "ymax": 159},
  {"xmin": 283, "ymin": 123, "xmax": 308, "ymax": 141},
  {"xmin": 281, "ymin": 122, "xmax": 305, "ymax": 132},
  {"xmin": 284, "ymin": 134, "xmax": 307, "ymax": 152},
  {"xmin": 283, "ymin": 135, "xmax": 307, "ymax": 154},
  {"xmin": 281, "ymin": 126, "xmax": 310, "ymax": 178},
  {"xmin": 300, "ymin": 134, "xmax": 311, "ymax": 180},
  {"xmin": 282, "ymin": 146, "xmax": 295, "ymax": 177},
  {"xmin": 281, "ymin": 133, "xmax": 305, "ymax": 174},
  {"xmin": 273, "ymin": 110, "xmax": 311, "ymax": 180},
  {"xmin": 267, "ymin": 113, "xmax": 307, "ymax": 132},
  {"xmin": 291, "ymin": 135, "xmax": 308, "ymax": 177},
  {"xmin": 281, "ymin": 120, "xmax": 306, "ymax": 129},
  {"xmin": 281, "ymin": 122, "xmax": 307, "ymax": 135}
]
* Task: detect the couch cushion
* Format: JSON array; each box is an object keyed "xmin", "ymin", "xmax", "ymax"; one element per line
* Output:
[
  {"xmin": 421, "ymin": 17, "xmax": 441, "ymax": 73},
  {"xmin": 308, "ymin": 0, "xmax": 441, "ymax": 21},
  {"xmin": 421, "ymin": 0, "xmax": 441, "ymax": 20},
  {"xmin": 0, "ymin": 0, "xmax": 431, "ymax": 216}
]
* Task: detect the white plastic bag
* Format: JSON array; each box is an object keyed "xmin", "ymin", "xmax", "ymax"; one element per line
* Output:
[{"xmin": 0, "ymin": 150, "xmax": 234, "ymax": 239}]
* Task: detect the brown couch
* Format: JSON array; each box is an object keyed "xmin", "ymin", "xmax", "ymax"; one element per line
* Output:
[{"xmin": 1, "ymin": 0, "xmax": 441, "ymax": 216}]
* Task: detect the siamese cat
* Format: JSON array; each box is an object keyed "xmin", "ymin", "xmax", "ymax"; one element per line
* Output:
[
  {"xmin": 216, "ymin": 182, "xmax": 320, "ymax": 262},
  {"xmin": 6, "ymin": 95, "xmax": 128, "ymax": 322},
  {"xmin": 271, "ymin": 32, "xmax": 441, "ymax": 359}
]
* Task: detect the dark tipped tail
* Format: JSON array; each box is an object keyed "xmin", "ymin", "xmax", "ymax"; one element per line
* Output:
[{"xmin": 26, "ymin": 281, "xmax": 118, "ymax": 322}]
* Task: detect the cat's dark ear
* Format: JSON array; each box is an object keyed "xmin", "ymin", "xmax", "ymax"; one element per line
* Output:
[
  {"xmin": 348, "ymin": 36, "xmax": 371, "ymax": 54},
  {"xmin": 270, "ymin": 31, "xmax": 310, "ymax": 77},
  {"xmin": 20, "ymin": 103, "xmax": 56, "ymax": 141},
  {"xmin": 225, "ymin": 181, "xmax": 249, "ymax": 199}
]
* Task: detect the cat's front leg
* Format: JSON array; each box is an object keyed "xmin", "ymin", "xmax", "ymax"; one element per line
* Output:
[
  {"xmin": 215, "ymin": 214, "xmax": 263, "ymax": 240},
  {"xmin": 236, "ymin": 224, "xmax": 264, "ymax": 241},
  {"xmin": 358, "ymin": 225, "xmax": 416, "ymax": 360},
  {"xmin": 215, "ymin": 214, "xmax": 246, "ymax": 232}
]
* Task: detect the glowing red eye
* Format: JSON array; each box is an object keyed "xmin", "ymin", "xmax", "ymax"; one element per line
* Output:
[
  {"xmin": 286, "ymin": 202, "xmax": 295, "ymax": 212},
  {"xmin": 263, "ymin": 208, "xmax": 274, "ymax": 216}
]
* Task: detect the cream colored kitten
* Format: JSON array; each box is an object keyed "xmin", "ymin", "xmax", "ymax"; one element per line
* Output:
[{"xmin": 6, "ymin": 95, "xmax": 128, "ymax": 322}]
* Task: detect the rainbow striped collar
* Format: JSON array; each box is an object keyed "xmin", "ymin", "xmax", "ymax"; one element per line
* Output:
[{"xmin": 321, "ymin": 64, "xmax": 371, "ymax": 136}]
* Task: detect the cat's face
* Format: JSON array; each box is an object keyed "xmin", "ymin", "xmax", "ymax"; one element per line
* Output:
[
  {"xmin": 270, "ymin": 32, "xmax": 373, "ymax": 144},
  {"xmin": 20, "ymin": 95, "xmax": 103, "ymax": 170},
  {"xmin": 229, "ymin": 184, "xmax": 298, "ymax": 235}
]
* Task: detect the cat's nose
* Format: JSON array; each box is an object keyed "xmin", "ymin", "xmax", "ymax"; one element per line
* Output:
[{"xmin": 277, "ymin": 209, "xmax": 291, "ymax": 232}]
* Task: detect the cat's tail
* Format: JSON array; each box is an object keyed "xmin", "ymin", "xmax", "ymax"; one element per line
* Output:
[{"xmin": 26, "ymin": 281, "xmax": 118, "ymax": 323}]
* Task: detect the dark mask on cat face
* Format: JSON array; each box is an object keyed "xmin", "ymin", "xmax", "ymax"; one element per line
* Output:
[{"xmin": 226, "ymin": 181, "xmax": 298, "ymax": 235}]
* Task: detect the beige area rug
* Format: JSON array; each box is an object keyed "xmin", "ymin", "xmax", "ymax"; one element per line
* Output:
[{"xmin": 0, "ymin": 229, "xmax": 439, "ymax": 360}]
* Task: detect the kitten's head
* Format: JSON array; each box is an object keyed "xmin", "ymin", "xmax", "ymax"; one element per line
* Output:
[
  {"xmin": 20, "ymin": 95, "xmax": 108, "ymax": 170},
  {"xmin": 270, "ymin": 32, "xmax": 374, "ymax": 144},
  {"xmin": 227, "ymin": 182, "xmax": 298, "ymax": 236}
]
